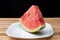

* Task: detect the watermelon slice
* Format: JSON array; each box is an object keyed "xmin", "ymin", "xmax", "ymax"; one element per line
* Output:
[{"xmin": 19, "ymin": 5, "xmax": 45, "ymax": 32}]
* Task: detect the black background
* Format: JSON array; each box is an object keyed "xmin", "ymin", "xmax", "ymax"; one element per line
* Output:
[{"xmin": 0, "ymin": 0, "xmax": 60, "ymax": 18}]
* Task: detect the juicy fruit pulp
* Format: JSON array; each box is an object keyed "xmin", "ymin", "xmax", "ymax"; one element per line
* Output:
[{"xmin": 20, "ymin": 5, "xmax": 45, "ymax": 32}]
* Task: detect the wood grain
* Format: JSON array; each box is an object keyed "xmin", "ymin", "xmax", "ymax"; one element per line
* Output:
[{"xmin": 0, "ymin": 18, "xmax": 60, "ymax": 40}]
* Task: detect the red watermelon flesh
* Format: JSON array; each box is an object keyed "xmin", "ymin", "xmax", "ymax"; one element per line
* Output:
[{"xmin": 20, "ymin": 5, "xmax": 45, "ymax": 32}]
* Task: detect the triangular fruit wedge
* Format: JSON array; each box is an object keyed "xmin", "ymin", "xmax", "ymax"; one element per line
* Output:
[{"xmin": 19, "ymin": 5, "xmax": 45, "ymax": 32}]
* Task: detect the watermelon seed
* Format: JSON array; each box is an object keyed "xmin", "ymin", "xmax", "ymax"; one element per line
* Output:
[{"xmin": 27, "ymin": 13, "xmax": 30, "ymax": 17}]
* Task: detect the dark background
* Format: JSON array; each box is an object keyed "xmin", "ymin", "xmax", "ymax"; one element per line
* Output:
[{"xmin": 0, "ymin": 0, "xmax": 60, "ymax": 18}]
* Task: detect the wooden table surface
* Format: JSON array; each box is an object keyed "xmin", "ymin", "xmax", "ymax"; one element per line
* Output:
[{"xmin": 0, "ymin": 18, "xmax": 60, "ymax": 40}]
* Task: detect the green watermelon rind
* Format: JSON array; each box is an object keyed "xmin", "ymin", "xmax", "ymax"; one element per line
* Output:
[
  {"xmin": 40, "ymin": 25, "xmax": 45, "ymax": 30},
  {"xmin": 19, "ymin": 19, "xmax": 45, "ymax": 33}
]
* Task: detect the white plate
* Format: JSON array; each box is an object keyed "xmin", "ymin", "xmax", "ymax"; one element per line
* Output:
[{"xmin": 6, "ymin": 22, "xmax": 54, "ymax": 39}]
